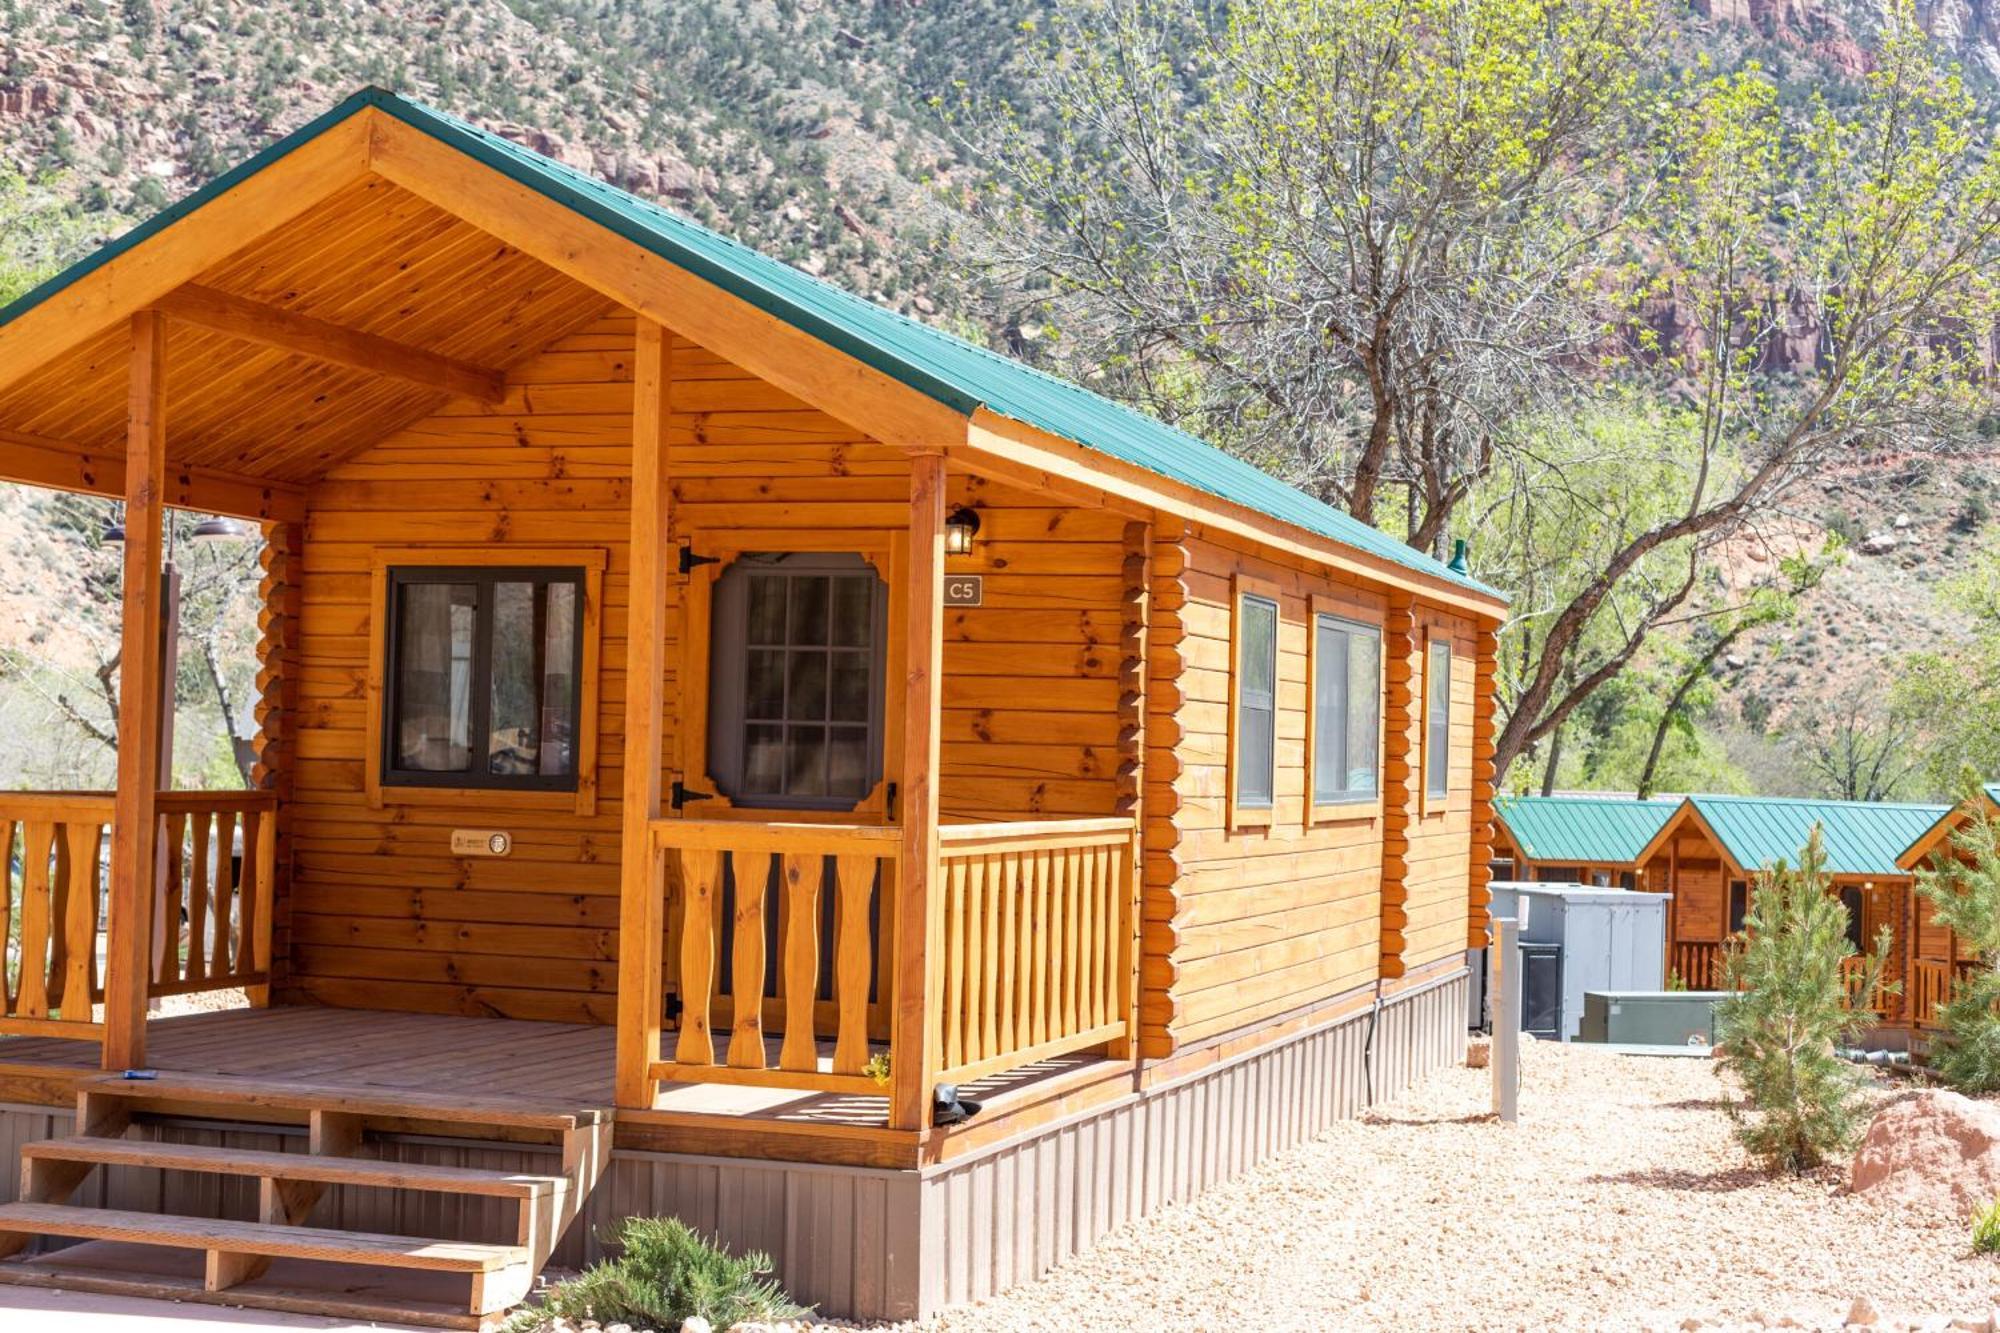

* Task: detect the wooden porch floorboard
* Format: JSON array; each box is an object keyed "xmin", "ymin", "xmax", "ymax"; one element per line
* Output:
[{"xmin": 0, "ymin": 1006, "xmax": 1106, "ymax": 1133}]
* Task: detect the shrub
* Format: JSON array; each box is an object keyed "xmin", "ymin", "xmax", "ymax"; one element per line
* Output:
[
  {"xmin": 506, "ymin": 1216, "xmax": 807, "ymax": 1333},
  {"xmin": 1918, "ymin": 785, "xmax": 2000, "ymax": 1094},
  {"xmin": 1715, "ymin": 828, "xmax": 1895, "ymax": 1174},
  {"xmin": 1975, "ymin": 1198, "xmax": 2000, "ymax": 1255}
]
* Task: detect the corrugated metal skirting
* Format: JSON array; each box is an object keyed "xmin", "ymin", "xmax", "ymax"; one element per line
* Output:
[
  {"xmin": 0, "ymin": 969, "xmax": 1463, "ymax": 1321},
  {"xmin": 917, "ymin": 968, "xmax": 1466, "ymax": 1312}
]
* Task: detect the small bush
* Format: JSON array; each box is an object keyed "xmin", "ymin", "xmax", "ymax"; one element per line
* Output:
[
  {"xmin": 1715, "ymin": 829, "xmax": 1895, "ymax": 1174},
  {"xmin": 1974, "ymin": 1198, "xmax": 2000, "ymax": 1255},
  {"xmin": 506, "ymin": 1216, "xmax": 807, "ymax": 1333}
]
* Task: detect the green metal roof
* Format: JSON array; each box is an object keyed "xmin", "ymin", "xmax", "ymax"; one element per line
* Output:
[
  {"xmin": 1492, "ymin": 795, "xmax": 1680, "ymax": 866},
  {"xmin": 1687, "ymin": 795, "xmax": 1949, "ymax": 879},
  {"xmin": 0, "ymin": 88, "xmax": 1501, "ymax": 603}
]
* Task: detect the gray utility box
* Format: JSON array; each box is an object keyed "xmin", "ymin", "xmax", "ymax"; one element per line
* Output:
[
  {"xmin": 1485, "ymin": 882, "xmax": 1670, "ymax": 1041},
  {"xmin": 1580, "ymin": 991, "xmax": 1729, "ymax": 1047}
]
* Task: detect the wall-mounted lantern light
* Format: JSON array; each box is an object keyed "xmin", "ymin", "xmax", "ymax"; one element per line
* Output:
[{"xmin": 944, "ymin": 506, "xmax": 982, "ymax": 556}]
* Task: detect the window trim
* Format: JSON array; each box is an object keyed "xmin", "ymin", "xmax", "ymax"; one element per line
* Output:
[
  {"xmin": 365, "ymin": 546, "xmax": 606, "ymax": 817},
  {"xmin": 1305, "ymin": 595, "xmax": 1384, "ymax": 824},
  {"xmin": 1422, "ymin": 631, "xmax": 1453, "ymax": 812},
  {"xmin": 1227, "ymin": 572, "xmax": 1281, "ymax": 830},
  {"xmin": 679, "ymin": 532, "xmax": 904, "ymax": 824}
]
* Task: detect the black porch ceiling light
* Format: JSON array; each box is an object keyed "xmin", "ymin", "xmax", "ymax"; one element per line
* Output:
[
  {"xmin": 191, "ymin": 515, "xmax": 251, "ymax": 543},
  {"xmin": 944, "ymin": 506, "xmax": 981, "ymax": 556}
]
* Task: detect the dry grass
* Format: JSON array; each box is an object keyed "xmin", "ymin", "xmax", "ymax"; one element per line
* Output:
[{"xmin": 892, "ymin": 1042, "xmax": 1996, "ymax": 1332}]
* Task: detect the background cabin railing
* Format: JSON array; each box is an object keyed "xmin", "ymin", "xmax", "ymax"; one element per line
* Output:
[
  {"xmin": 1672, "ymin": 940, "xmax": 1723, "ymax": 991},
  {"xmin": 934, "ymin": 818, "xmax": 1137, "ymax": 1088},
  {"xmin": 650, "ymin": 820, "xmax": 903, "ymax": 1095},
  {"xmin": 0, "ymin": 792, "xmax": 114, "ymax": 1040},
  {"xmin": 1911, "ymin": 957, "xmax": 1983, "ymax": 1031},
  {"xmin": 151, "ymin": 792, "xmax": 277, "ymax": 1000},
  {"xmin": 1838, "ymin": 955, "xmax": 1894, "ymax": 1016}
]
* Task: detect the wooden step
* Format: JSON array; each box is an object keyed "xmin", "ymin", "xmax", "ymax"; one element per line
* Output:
[
  {"xmin": 80, "ymin": 1072, "xmax": 607, "ymax": 1132},
  {"xmin": 0, "ymin": 1202, "xmax": 530, "ymax": 1275},
  {"xmin": 21, "ymin": 1137, "xmax": 565, "ymax": 1199}
]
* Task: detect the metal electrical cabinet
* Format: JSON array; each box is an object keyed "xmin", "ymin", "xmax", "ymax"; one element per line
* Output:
[{"xmin": 1485, "ymin": 882, "xmax": 1671, "ymax": 1041}]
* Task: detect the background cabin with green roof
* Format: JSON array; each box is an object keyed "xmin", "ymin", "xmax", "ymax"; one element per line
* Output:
[
  {"xmin": 0, "ymin": 88, "xmax": 1504, "ymax": 1326},
  {"xmin": 1490, "ymin": 794, "xmax": 1680, "ymax": 888},
  {"xmin": 1895, "ymin": 784, "xmax": 1997, "ymax": 1032},
  {"xmin": 1635, "ymin": 795, "xmax": 1950, "ymax": 1035}
]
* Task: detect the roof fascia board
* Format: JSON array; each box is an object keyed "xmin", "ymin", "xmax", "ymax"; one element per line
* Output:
[
  {"xmin": 362, "ymin": 109, "xmax": 969, "ymax": 453},
  {"xmin": 1680, "ymin": 802, "xmax": 1748, "ymax": 879},
  {"xmin": 965, "ymin": 410, "xmax": 1508, "ymax": 620},
  {"xmin": 0, "ymin": 113, "xmax": 374, "ymax": 396},
  {"xmin": 0, "ymin": 427, "xmax": 305, "ymax": 523},
  {"xmin": 1898, "ymin": 791, "xmax": 2000, "ymax": 870},
  {"xmin": 1631, "ymin": 799, "xmax": 1706, "ymax": 873}
]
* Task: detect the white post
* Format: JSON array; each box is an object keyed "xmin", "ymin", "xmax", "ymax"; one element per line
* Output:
[{"xmin": 1491, "ymin": 915, "xmax": 1520, "ymax": 1122}]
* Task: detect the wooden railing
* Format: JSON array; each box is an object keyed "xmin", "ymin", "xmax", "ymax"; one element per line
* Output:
[
  {"xmin": 1911, "ymin": 958, "xmax": 1953, "ymax": 1030},
  {"xmin": 650, "ymin": 820, "xmax": 902, "ymax": 1096},
  {"xmin": 934, "ymin": 818, "xmax": 1138, "ymax": 1088},
  {"xmin": 0, "ymin": 793, "xmax": 115, "ymax": 1040},
  {"xmin": 152, "ymin": 792, "xmax": 276, "ymax": 1000},
  {"xmin": 642, "ymin": 815, "xmax": 1140, "ymax": 1107},
  {"xmin": 1672, "ymin": 940, "xmax": 1723, "ymax": 991}
]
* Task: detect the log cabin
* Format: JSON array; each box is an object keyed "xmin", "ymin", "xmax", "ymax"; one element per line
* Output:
[
  {"xmin": 0, "ymin": 89, "xmax": 1505, "ymax": 1326},
  {"xmin": 1634, "ymin": 794, "xmax": 1949, "ymax": 1040},
  {"xmin": 1490, "ymin": 794, "xmax": 1679, "ymax": 888},
  {"xmin": 1895, "ymin": 783, "xmax": 1997, "ymax": 1035}
]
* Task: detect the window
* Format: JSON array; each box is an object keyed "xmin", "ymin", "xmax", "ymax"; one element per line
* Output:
[
  {"xmin": 1424, "ymin": 637, "xmax": 1452, "ymax": 803},
  {"xmin": 1231, "ymin": 581, "xmax": 1279, "ymax": 823},
  {"xmin": 1309, "ymin": 613, "xmax": 1381, "ymax": 809},
  {"xmin": 707, "ymin": 552, "xmax": 888, "ymax": 809},
  {"xmin": 382, "ymin": 566, "xmax": 584, "ymax": 790}
]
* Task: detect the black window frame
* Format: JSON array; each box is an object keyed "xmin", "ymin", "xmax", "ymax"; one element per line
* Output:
[{"xmin": 380, "ymin": 564, "xmax": 588, "ymax": 793}]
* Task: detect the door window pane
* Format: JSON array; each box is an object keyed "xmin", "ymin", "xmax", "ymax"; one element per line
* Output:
[
  {"xmin": 709, "ymin": 555, "xmax": 888, "ymax": 808},
  {"xmin": 1236, "ymin": 594, "xmax": 1277, "ymax": 810}
]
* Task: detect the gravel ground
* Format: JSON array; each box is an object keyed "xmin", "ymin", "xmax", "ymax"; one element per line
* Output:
[{"xmin": 891, "ymin": 1042, "xmax": 1992, "ymax": 1332}]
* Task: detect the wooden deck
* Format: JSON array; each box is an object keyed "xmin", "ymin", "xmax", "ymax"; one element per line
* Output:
[{"xmin": 0, "ymin": 1006, "xmax": 1111, "ymax": 1161}]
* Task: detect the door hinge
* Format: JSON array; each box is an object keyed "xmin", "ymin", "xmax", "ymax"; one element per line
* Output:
[
  {"xmin": 679, "ymin": 545, "xmax": 720, "ymax": 575},
  {"xmin": 670, "ymin": 780, "xmax": 714, "ymax": 811}
]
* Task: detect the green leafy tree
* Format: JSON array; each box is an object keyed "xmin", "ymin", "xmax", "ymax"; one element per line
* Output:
[
  {"xmin": 1716, "ymin": 829, "xmax": 1893, "ymax": 1174},
  {"xmin": 1915, "ymin": 787, "xmax": 2000, "ymax": 1093},
  {"xmin": 1895, "ymin": 538, "xmax": 2000, "ymax": 793}
]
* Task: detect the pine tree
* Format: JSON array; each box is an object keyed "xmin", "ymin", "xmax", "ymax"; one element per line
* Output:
[
  {"xmin": 1916, "ymin": 784, "xmax": 2000, "ymax": 1093},
  {"xmin": 1716, "ymin": 828, "xmax": 1894, "ymax": 1174}
]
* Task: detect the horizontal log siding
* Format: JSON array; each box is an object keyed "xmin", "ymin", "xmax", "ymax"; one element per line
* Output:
[
  {"xmin": 1400, "ymin": 605, "xmax": 1476, "ymax": 971},
  {"xmin": 1162, "ymin": 534, "xmax": 1391, "ymax": 1046},
  {"xmin": 285, "ymin": 312, "xmax": 637, "ymax": 1023},
  {"xmin": 282, "ymin": 313, "xmax": 1121, "ymax": 1022}
]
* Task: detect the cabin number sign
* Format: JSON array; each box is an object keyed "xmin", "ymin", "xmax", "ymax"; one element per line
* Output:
[
  {"xmin": 943, "ymin": 574, "xmax": 984, "ymax": 607},
  {"xmin": 450, "ymin": 830, "xmax": 513, "ymax": 857}
]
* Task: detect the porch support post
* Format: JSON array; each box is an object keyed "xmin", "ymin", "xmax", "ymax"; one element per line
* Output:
[
  {"xmin": 104, "ymin": 310, "xmax": 167, "ymax": 1072},
  {"xmin": 890, "ymin": 449, "xmax": 946, "ymax": 1133},
  {"xmin": 616, "ymin": 316, "xmax": 673, "ymax": 1109}
]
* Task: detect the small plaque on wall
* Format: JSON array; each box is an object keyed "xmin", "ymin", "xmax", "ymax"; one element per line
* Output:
[
  {"xmin": 450, "ymin": 830, "xmax": 512, "ymax": 857},
  {"xmin": 943, "ymin": 574, "xmax": 984, "ymax": 607}
]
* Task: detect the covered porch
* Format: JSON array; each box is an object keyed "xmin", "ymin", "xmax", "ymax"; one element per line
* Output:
[{"xmin": 0, "ymin": 99, "xmax": 1161, "ymax": 1162}]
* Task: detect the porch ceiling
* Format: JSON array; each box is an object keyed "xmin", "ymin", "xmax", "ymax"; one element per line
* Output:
[{"xmin": 0, "ymin": 175, "xmax": 617, "ymax": 488}]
